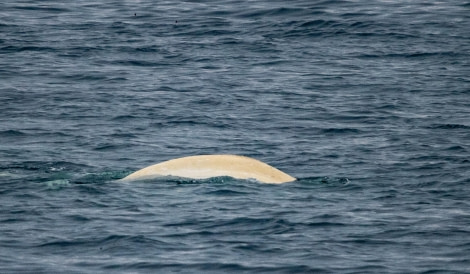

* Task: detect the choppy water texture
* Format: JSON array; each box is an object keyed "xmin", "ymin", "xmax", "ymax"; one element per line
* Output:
[{"xmin": 1, "ymin": 0, "xmax": 470, "ymax": 273}]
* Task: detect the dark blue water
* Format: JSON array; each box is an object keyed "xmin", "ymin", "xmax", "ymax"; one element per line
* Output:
[{"xmin": 1, "ymin": 0, "xmax": 469, "ymax": 272}]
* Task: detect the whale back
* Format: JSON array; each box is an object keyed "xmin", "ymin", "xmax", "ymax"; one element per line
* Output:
[{"xmin": 120, "ymin": 155, "xmax": 296, "ymax": 184}]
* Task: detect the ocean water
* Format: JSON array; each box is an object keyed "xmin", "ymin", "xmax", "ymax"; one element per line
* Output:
[{"xmin": 1, "ymin": 0, "xmax": 469, "ymax": 272}]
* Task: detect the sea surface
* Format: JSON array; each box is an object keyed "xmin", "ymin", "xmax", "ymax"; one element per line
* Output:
[{"xmin": 1, "ymin": 0, "xmax": 469, "ymax": 273}]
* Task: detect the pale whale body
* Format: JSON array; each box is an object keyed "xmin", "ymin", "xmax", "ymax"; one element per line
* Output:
[{"xmin": 120, "ymin": 155, "xmax": 296, "ymax": 184}]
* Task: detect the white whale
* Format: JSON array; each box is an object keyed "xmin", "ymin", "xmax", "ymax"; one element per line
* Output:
[{"xmin": 119, "ymin": 154, "xmax": 296, "ymax": 184}]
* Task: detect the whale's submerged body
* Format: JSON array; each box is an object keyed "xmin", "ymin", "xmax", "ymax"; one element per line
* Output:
[{"xmin": 119, "ymin": 155, "xmax": 296, "ymax": 184}]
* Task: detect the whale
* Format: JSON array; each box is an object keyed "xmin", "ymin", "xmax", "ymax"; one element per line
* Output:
[{"xmin": 119, "ymin": 154, "xmax": 296, "ymax": 184}]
